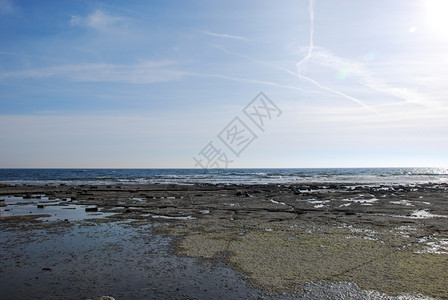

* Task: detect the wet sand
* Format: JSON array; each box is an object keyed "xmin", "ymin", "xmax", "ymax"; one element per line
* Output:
[{"xmin": 1, "ymin": 183, "xmax": 447, "ymax": 299}]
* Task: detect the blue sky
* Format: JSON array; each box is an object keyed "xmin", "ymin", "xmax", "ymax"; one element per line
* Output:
[{"xmin": 1, "ymin": 0, "xmax": 447, "ymax": 168}]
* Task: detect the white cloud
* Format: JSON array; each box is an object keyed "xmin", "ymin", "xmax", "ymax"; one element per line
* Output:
[
  {"xmin": 0, "ymin": 61, "xmax": 184, "ymax": 84},
  {"xmin": 70, "ymin": 10, "xmax": 123, "ymax": 31}
]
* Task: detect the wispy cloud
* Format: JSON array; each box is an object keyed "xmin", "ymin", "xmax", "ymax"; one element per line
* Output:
[
  {"xmin": 70, "ymin": 10, "xmax": 123, "ymax": 31},
  {"xmin": 201, "ymin": 30, "xmax": 248, "ymax": 41},
  {"xmin": 212, "ymin": 44, "xmax": 376, "ymax": 112},
  {"xmin": 0, "ymin": 61, "xmax": 184, "ymax": 84},
  {"xmin": 0, "ymin": 0, "xmax": 14, "ymax": 14},
  {"xmin": 294, "ymin": 0, "xmax": 435, "ymax": 110},
  {"xmin": 305, "ymin": 46, "xmax": 435, "ymax": 107},
  {"xmin": 188, "ymin": 71, "xmax": 311, "ymax": 92}
]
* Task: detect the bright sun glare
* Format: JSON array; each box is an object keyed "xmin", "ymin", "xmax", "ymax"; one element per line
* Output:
[{"xmin": 425, "ymin": 0, "xmax": 448, "ymax": 38}]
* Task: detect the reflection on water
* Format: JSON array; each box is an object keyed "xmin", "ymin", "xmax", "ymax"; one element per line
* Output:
[
  {"xmin": 0, "ymin": 222, "xmax": 268, "ymax": 299},
  {"xmin": 0, "ymin": 195, "xmax": 115, "ymax": 221}
]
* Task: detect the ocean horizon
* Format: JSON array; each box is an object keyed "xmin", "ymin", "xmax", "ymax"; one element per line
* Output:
[{"xmin": 1, "ymin": 167, "xmax": 447, "ymax": 186}]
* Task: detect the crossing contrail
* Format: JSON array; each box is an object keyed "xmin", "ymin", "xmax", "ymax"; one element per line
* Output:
[
  {"xmin": 210, "ymin": 0, "xmax": 376, "ymax": 112},
  {"xmin": 292, "ymin": 0, "xmax": 377, "ymax": 112}
]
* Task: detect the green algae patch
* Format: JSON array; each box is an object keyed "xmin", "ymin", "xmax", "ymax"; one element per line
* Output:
[
  {"xmin": 164, "ymin": 219, "xmax": 448, "ymax": 298},
  {"xmin": 227, "ymin": 229, "xmax": 391, "ymax": 291},
  {"xmin": 340, "ymin": 251, "xmax": 448, "ymax": 299},
  {"xmin": 177, "ymin": 232, "xmax": 236, "ymax": 259}
]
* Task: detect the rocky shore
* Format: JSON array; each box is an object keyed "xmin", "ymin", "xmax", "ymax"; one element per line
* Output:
[{"xmin": 1, "ymin": 182, "xmax": 447, "ymax": 299}]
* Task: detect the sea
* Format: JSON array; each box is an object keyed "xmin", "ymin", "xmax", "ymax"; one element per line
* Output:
[{"xmin": 0, "ymin": 168, "xmax": 447, "ymax": 186}]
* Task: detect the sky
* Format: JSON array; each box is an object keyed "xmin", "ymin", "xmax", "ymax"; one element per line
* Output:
[{"xmin": 0, "ymin": 0, "xmax": 447, "ymax": 168}]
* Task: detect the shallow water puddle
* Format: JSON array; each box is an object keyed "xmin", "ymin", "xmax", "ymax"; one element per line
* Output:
[
  {"xmin": 399, "ymin": 210, "xmax": 448, "ymax": 219},
  {"xmin": 0, "ymin": 195, "xmax": 115, "ymax": 221},
  {"xmin": 390, "ymin": 200, "xmax": 414, "ymax": 206},
  {"xmin": 307, "ymin": 199, "xmax": 330, "ymax": 208},
  {"xmin": 0, "ymin": 222, "xmax": 270, "ymax": 299},
  {"xmin": 342, "ymin": 197, "xmax": 378, "ymax": 205},
  {"xmin": 147, "ymin": 214, "xmax": 196, "ymax": 220}
]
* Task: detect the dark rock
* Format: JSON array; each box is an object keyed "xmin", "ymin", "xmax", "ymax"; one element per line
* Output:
[{"xmin": 85, "ymin": 206, "xmax": 98, "ymax": 212}]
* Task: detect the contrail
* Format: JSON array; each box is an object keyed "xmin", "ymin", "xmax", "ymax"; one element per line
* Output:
[
  {"xmin": 297, "ymin": 0, "xmax": 315, "ymax": 68},
  {"xmin": 211, "ymin": 0, "xmax": 430, "ymax": 114},
  {"xmin": 293, "ymin": 0, "xmax": 377, "ymax": 112},
  {"xmin": 295, "ymin": 72, "xmax": 375, "ymax": 112},
  {"xmin": 211, "ymin": 0, "xmax": 376, "ymax": 112},
  {"xmin": 201, "ymin": 30, "xmax": 248, "ymax": 41},
  {"xmin": 213, "ymin": 44, "xmax": 377, "ymax": 113}
]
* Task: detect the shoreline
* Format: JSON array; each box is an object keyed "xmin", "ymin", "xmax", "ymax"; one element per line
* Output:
[{"xmin": 1, "ymin": 183, "xmax": 447, "ymax": 299}]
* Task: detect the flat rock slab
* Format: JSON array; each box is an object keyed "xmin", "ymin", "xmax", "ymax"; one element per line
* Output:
[{"xmin": 1, "ymin": 183, "xmax": 447, "ymax": 299}]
